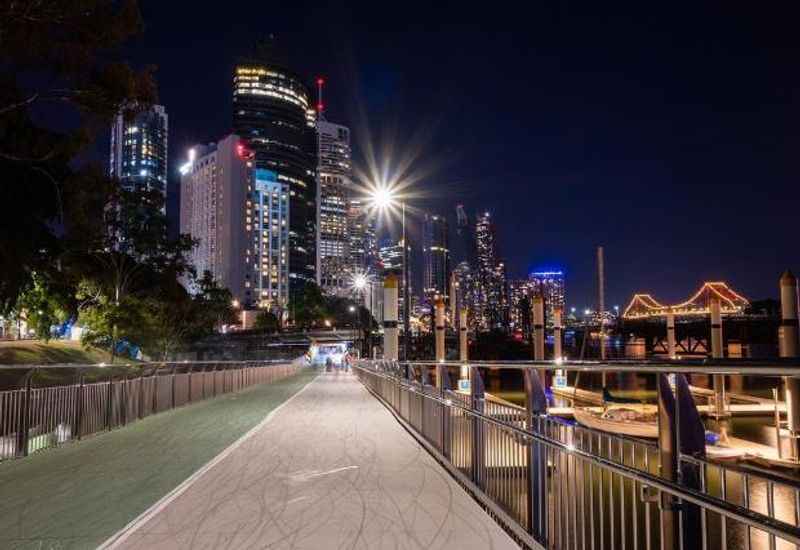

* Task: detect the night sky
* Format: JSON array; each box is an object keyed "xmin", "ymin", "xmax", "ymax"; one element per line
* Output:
[{"xmin": 123, "ymin": 2, "xmax": 800, "ymax": 310}]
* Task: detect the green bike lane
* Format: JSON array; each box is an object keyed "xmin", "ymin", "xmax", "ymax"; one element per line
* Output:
[{"xmin": 0, "ymin": 367, "xmax": 319, "ymax": 550}]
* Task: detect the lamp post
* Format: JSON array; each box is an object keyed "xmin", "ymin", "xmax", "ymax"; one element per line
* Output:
[
  {"xmin": 353, "ymin": 273, "xmax": 369, "ymax": 357},
  {"xmin": 368, "ymin": 186, "xmax": 411, "ymax": 362},
  {"xmin": 348, "ymin": 305, "xmax": 357, "ymax": 358}
]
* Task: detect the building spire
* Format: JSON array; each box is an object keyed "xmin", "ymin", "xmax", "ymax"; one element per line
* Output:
[{"xmin": 316, "ymin": 76, "xmax": 326, "ymax": 121}]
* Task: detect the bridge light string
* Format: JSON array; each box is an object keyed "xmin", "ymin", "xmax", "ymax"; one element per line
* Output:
[{"xmin": 622, "ymin": 282, "xmax": 750, "ymax": 319}]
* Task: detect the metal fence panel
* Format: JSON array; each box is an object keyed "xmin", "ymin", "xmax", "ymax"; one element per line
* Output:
[{"xmin": 0, "ymin": 360, "xmax": 302, "ymax": 463}]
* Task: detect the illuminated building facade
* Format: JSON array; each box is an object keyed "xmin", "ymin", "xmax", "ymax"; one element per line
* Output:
[
  {"xmin": 232, "ymin": 40, "xmax": 317, "ymax": 288},
  {"xmin": 179, "ymin": 135, "xmax": 289, "ymax": 315},
  {"xmin": 508, "ymin": 278, "xmax": 535, "ymax": 335},
  {"xmin": 529, "ymin": 270, "xmax": 566, "ymax": 326},
  {"xmin": 316, "ymin": 120, "xmax": 352, "ymax": 295},
  {"xmin": 347, "ymin": 196, "xmax": 377, "ymax": 275},
  {"xmin": 422, "ymin": 214, "xmax": 450, "ymax": 302},
  {"xmin": 474, "ymin": 211, "xmax": 507, "ymax": 330},
  {"xmin": 110, "ymin": 104, "xmax": 168, "ymax": 200}
]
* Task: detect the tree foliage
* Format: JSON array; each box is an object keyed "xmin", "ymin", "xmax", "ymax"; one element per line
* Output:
[
  {"xmin": 254, "ymin": 311, "xmax": 280, "ymax": 334},
  {"xmin": 0, "ymin": 0, "xmax": 156, "ymax": 311}
]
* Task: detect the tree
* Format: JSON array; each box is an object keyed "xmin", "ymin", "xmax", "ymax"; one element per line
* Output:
[
  {"xmin": 14, "ymin": 272, "xmax": 72, "ymax": 341},
  {"xmin": 254, "ymin": 311, "xmax": 280, "ymax": 334},
  {"xmin": 190, "ymin": 271, "xmax": 237, "ymax": 333},
  {"xmin": 289, "ymin": 281, "xmax": 328, "ymax": 329},
  {"xmin": 0, "ymin": 0, "xmax": 156, "ymax": 311},
  {"xmin": 74, "ymin": 187, "xmax": 196, "ymax": 360}
]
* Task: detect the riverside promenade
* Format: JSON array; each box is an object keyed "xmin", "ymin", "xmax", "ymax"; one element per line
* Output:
[{"xmin": 106, "ymin": 371, "xmax": 517, "ymax": 550}]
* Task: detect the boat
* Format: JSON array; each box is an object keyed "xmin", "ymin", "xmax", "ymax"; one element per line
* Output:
[
  {"xmin": 705, "ymin": 446, "xmax": 746, "ymax": 461},
  {"xmin": 745, "ymin": 453, "xmax": 800, "ymax": 470},
  {"xmin": 572, "ymin": 407, "xmax": 748, "ymax": 462},
  {"xmin": 573, "ymin": 405, "xmax": 659, "ymax": 438}
]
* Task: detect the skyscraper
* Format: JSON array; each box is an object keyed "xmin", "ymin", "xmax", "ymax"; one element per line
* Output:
[
  {"xmin": 232, "ymin": 39, "xmax": 317, "ymax": 288},
  {"xmin": 110, "ymin": 105, "xmax": 168, "ymax": 200},
  {"xmin": 422, "ymin": 214, "xmax": 450, "ymax": 302},
  {"xmin": 508, "ymin": 279, "xmax": 534, "ymax": 336},
  {"xmin": 347, "ymin": 196, "xmax": 377, "ymax": 276},
  {"xmin": 529, "ymin": 270, "xmax": 566, "ymax": 326},
  {"xmin": 179, "ymin": 135, "xmax": 290, "ymax": 315},
  {"xmin": 474, "ymin": 211, "xmax": 507, "ymax": 330},
  {"xmin": 316, "ymin": 120, "xmax": 352, "ymax": 295}
]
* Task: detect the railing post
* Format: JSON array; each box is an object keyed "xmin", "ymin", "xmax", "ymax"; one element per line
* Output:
[
  {"xmin": 187, "ymin": 366, "xmax": 193, "ymax": 403},
  {"xmin": 138, "ymin": 369, "xmax": 145, "ymax": 419},
  {"xmin": 470, "ymin": 366, "xmax": 485, "ymax": 489},
  {"xmin": 171, "ymin": 366, "xmax": 176, "ymax": 409},
  {"xmin": 16, "ymin": 369, "xmax": 33, "ymax": 457},
  {"xmin": 75, "ymin": 371, "xmax": 85, "ymax": 441},
  {"xmin": 105, "ymin": 376, "xmax": 114, "ymax": 430},
  {"xmin": 438, "ymin": 364, "xmax": 451, "ymax": 458},
  {"xmin": 120, "ymin": 376, "xmax": 127, "ymax": 426},
  {"xmin": 151, "ymin": 368, "xmax": 158, "ymax": 414},
  {"xmin": 524, "ymin": 367, "xmax": 548, "ymax": 542}
]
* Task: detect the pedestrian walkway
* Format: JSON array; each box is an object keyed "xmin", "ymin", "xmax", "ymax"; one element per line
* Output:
[
  {"xmin": 108, "ymin": 372, "xmax": 518, "ymax": 550},
  {"xmin": 0, "ymin": 367, "xmax": 318, "ymax": 550}
]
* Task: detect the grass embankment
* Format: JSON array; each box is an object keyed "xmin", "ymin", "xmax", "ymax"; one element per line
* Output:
[
  {"xmin": 0, "ymin": 340, "xmax": 124, "ymax": 366},
  {"xmin": 0, "ymin": 366, "xmax": 319, "ymax": 549}
]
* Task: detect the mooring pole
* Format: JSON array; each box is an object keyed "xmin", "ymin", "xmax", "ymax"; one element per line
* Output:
[
  {"xmin": 383, "ymin": 274, "xmax": 399, "ymax": 361},
  {"xmin": 666, "ymin": 309, "xmax": 676, "ymax": 358},
  {"xmin": 780, "ymin": 270, "xmax": 800, "ymax": 459},
  {"xmin": 532, "ymin": 295, "xmax": 545, "ymax": 361},
  {"xmin": 710, "ymin": 297, "xmax": 729, "ymax": 418}
]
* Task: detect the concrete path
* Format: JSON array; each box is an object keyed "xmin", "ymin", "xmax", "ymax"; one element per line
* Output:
[{"xmin": 111, "ymin": 372, "xmax": 518, "ymax": 550}]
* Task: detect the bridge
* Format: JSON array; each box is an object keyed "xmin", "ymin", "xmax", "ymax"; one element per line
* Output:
[
  {"xmin": 3, "ymin": 357, "xmax": 800, "ymax": 549},
  {"xmin": 623, "ymin": 281, "xmax": 750, "ymax": 319}
]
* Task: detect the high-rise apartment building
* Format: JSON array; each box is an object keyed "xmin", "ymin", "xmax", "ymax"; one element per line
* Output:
[
  {"xmin": 232, "ymin": 39, "xmax": 317, "ymax": 288},
  {"xmin": 474, "ymin": 211, "xmax": 507, "ymax": 330},
  {"xmin": 110, "ymin": 105, "xmax": 168, "ymax": 200},
  {"xmin": 508, "ymin": 279, "xmax": 534, "ymax": 336},
  {"xmin": 316, "ymin": 120, "xmax": 352, "ymax": 295},
  {"xmin": 347, "ymin": 197, "xmax": 377, "ymax": 276},
  {"xmin": 422, "ymin": 214, "xmax": 450, "ymax": 302},
  {"xmin": 529, "ymin": 270, "xmax": 566, "ymax": 326},
  {"xmin": 179, "ymin": 135, "xmax": 289, "ymax": 315}
]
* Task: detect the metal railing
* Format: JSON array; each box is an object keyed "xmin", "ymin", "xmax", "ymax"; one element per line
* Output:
[
  {"xmin": 0, "ymin": 360, "xmax": 305, "ymax": 461},
  {"xmin": 355, "ymin": 359, "xmax": 800, "ymax": 550}
]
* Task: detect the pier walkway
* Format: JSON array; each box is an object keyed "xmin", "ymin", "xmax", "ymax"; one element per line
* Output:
[{"xmin": 106, "ymin": 372, "xmax": 516, "ymax": 550}]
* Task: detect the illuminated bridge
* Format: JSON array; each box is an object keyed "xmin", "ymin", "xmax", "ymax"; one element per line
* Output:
[{"xmin": 622, "ymin": 281, "xmax": 750, "ymax": 319}]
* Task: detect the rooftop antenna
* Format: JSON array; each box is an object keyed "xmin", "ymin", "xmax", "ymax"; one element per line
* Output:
[{"xmin": 316, "ymin": 76, "xmax": 325, "ymax": 121}]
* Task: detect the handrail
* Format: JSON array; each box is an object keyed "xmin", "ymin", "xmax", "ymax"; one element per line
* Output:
[
  {"xmin": 354, "ymin": 363, "xmax": 800, "ymax": 546},
  {"xmin": 398, "ymin": 359, "xmax": 800, "ymax": 376}
]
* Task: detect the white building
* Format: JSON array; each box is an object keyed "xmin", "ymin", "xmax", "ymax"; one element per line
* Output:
[{"xmin": 180, "ymin": 135, "xmax": 289, "ymax": 316}]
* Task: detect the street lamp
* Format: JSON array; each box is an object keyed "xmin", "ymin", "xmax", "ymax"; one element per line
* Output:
[
  {"xmin": 351, "ymin": 272, "xmax": 371, "ymax": 357},
  {"xmin": 367, "ymin": 185, "xmax": 410, "ymax": 362},
  {"xmin": 348, "ymin": 305, "xmax": 357, "ymax": 356}
]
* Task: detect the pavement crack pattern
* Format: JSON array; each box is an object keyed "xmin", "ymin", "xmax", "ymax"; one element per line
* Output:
[{"xmin": 113, "ymin": 372, "xmax": 519, "ymax": 550}]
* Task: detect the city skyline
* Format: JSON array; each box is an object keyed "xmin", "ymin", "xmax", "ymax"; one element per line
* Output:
[{"xmin": 120, "ymin": 3, "xmax": 799, "ymax": 309}]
